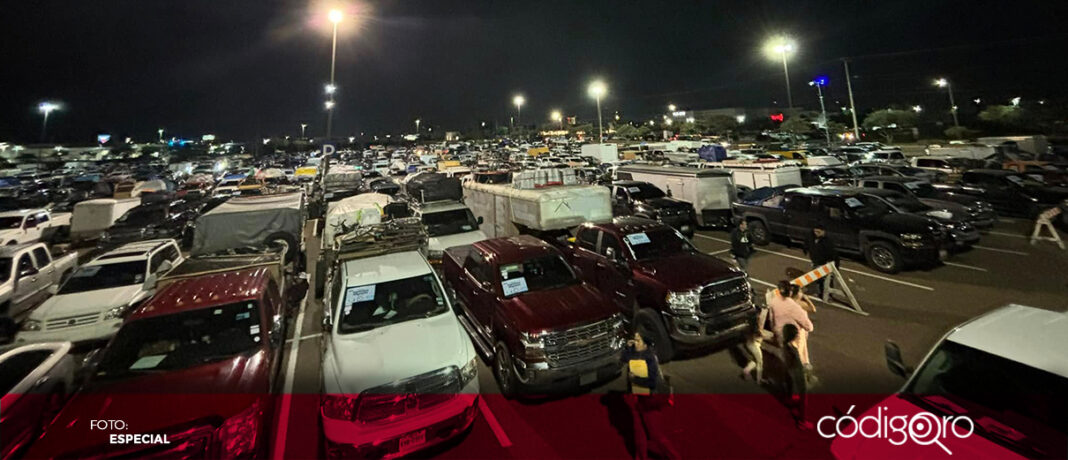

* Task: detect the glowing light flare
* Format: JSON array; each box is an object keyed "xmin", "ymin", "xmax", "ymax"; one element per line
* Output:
[
  {"xmin": 550, "ymin": 110, "xmax": 562, "ymax": 122},
  {"xmin": 38, "ymin": 102, "xmax": 61, "ymax": 114},
  {"xmin": 587, "ymin": 80, "xmax": 607, "ymax": 99},
  {"xmin": 763, "ymin": 36, "xmax": 796, "ymax": 60},
  {"xmin": 513, "ymin": 95, "xmax": 525, "ymax": 108},
  {"xmin": 934, "ymin": 78, "xmax": 948, "ymax": 88}
]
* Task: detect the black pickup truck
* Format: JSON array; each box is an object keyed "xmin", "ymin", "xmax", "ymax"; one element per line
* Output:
[
  {"xmin": 609, "ymin": 181, "xmax": 697, "ymax": 236},
  {"xmin": 733, "ymin": 187, "xmax": 950, "ymax": 273}
]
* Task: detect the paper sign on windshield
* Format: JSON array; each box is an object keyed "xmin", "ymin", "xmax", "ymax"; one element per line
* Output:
[
  {"xmin": 346, "ymin": 285, "xmax": 375, "ymax": 306},
  {"xmin": 628, "ymin": 187, "xmax": 640, "ymax": 193},
  {"xmin": 130, "ymin": 355, "xmax": 166, "ymax": 370},
  {"xmin": 844, "ymin": 198, "xmax": 864, "ymax": 208},
  {"xmin": 501, "ymin": 277, "xmax": 529, "ymax": 296},
  {"xmin": 626, "ymin": 232, "xmax": 651, "ymax": 245},
  {"xmin": 74, "ymin": 266, "xmax": 102, "ymax": 277},
  {"xmin": 904, "ymin": 182, "xmax": 919, "ymax": 189}
]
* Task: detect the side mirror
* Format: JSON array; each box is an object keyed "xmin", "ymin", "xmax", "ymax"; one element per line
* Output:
[
  {"xmin": 604, "ymin": 247, "xmax": 617, "ymax": 260},
  {"xmin": 885, "ymin": 340, "xmax": 913, "ymax": 379},
  {"xmin": 143, "ymin": 273, "xmax": 159, "ymax": 290},
  {"xmin": 479, "ymin": 280, "xmax": 493, "ymax": 292},
  {"xmin": 476, "ymin": 216, "xmax": 484, "ymax": 224},
  {"xmin": 157, "ymin": 260, "xmax": 173, "ymax": 274},
  {"xmin": 78, "ymin": 348, "xmax": 105, "ymax": 384},
  {"xmin": 269, "ymin": 314, "xmax": 284, "ymax": 347}
]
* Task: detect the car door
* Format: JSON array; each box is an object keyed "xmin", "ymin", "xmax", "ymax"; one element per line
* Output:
[
  {"xmin": 568, "ymin": 227, "xmax": 602, "ymax": 281},
  {"xmin": 13, "ymin": 254, "xmax": 42, "ymax": 312},
  {"xmin": 0, "ymin": 348, "xmax": 56, "ymax": 459},
  {"xmin": 592, "ymin": 232, "xmax": 635, "ymax": 313},
  {"xmin": 783, "ymin": 194, "xmax": 816, "ymax": 242},
  {"xmin": 820, "ymin": 197, "xmax": 861, "ymax": 252},
  {"xmin": 30, "ymin": 246, "xmax": 56, "ymax": 285},
  {"xmin": 461, "ymin": 251, "xmax": 495, "ymax": 336},
  {"xmin": 611, "ymin": 186, "xmax": 632, "ymax": 216}
]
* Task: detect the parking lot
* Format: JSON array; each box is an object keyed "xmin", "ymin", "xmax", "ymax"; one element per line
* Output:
[{"xmin": 270, "ymin": 214, "xmax": 1066, "ymax": 459}]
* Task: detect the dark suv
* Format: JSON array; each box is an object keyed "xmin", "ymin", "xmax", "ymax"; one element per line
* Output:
[
  {"xmin": 100, "ymin": 200, "xmax": 205, "ymax": 248},
  {"xmin": 937, "ymin": 169, "xmax": 1068, "ymax": 217},
  {"xmin": 609, "ymin": 181, "xmax": 697, "ymax": 236}
]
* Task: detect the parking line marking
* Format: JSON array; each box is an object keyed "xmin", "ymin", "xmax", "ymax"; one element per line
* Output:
[
  {"xmin": 973, "ymin": 245, "xmax": 1029, "ymax": 255},
  {"xmin": 708, "ymin": 248, "xmax": 731, "ymax": 255},
  {"xmin": 985, "ymin": 231, "xmax": 1027, "ymax": 239},
  {"xmin": 284, "ymin": 332, "xmax": 322, "ymax": 343},
  {"xmin": 695, "ymin": 235, "xmax": 935, "ymax": 291},
  {"xmin": 478, "ymin": 397, "xmax": 513, "ymax": 448},
  {"xmin": 943, "ymin": 261, "xmax": 988, "ymax": 272},
  {"xmin": 273, "ymin": 287, "xmax": 309, "ymax": 460}
]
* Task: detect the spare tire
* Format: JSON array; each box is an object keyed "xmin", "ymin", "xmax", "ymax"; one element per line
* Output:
[{"xmin": 264, "ymin": 232, "xmax": 299, "ymax": 264}]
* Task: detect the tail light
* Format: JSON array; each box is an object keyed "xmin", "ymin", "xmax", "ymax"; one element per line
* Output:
[
  {"xmin": 321, "ymin": 394, "xmax": 358, "ymax": 420},
  {"xmin": 214, "ymin": 400, "xmax": 262, "ymax": 459}
]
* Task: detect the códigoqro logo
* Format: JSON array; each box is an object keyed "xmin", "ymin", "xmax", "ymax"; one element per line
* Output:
[{"xmin": 818, "ymin": 405, "xmax": 974, "ymax": 455}]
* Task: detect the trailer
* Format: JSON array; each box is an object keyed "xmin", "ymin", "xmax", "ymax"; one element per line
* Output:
[
  {"xmin": 462, "ymin": 178, "xmax": 612, "ymax": 238},
  {"xmin": 580, "ymin": 143, "xmax": 619, "ymax": 163},
  {"xmin": 700, "ymin": 160, "xmax": 802, "ymax": 190},
  {"xmin": 614, "ymin": 164, "xmax": 735, "ymax": 227}
]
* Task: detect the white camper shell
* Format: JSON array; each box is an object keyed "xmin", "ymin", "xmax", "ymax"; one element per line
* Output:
[
  {"xmin": 614, "ymin": 165, "xmax": 735, "ymax": 227},
  {"xmin": 462, "ymin": 181, "xmax": 612, "ymax": 238}
]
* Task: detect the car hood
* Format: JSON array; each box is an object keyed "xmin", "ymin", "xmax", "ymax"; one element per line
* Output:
[
  {"xmin": 873, "ymin": 212, "xmax": 940, "ymax": 235},
  {"xmin": 634, "ymin": 253, "xmax": 740, "ymax": 292},
  {"xmin": 327, "ymin": 311, "xmax": 470, "ymax": 394},
  {"xmin": 915, "ymin": 200, "xmax": 969, "ymax": 223},
  {"xmin": 830, "ymin": 395, "xmax": 1035, "ymax": 460},
  {"xmin": 30, "ymin": 352, "xmax": 268, "ymax": 458},
  {"xmin": 428, "ymin": 229, "xmax": 488, "ymax": 252},
  {"xmin": 505, "ymin": 282, "xmax": 617, "ymax": 333},
  {"xmin": 1022, "ymin": 185, "xmax": 1068, "ymax": 203},
  {"xmin": 30, "ymin": 285, "xmax": 145, "ymax": 320}
]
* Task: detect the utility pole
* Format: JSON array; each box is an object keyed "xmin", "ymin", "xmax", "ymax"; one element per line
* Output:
[{"xmin": 842, "ymin": 58, "xmax": 860, "ymax": 139}]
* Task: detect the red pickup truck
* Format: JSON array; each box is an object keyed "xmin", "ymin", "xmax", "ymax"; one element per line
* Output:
[
  {"xmin": 556, "ymin": 217, "xmax": 755, "ymax": 361},
  {"xmin": 26, "ymin": 264, "xmax": 286, "ymax": 459},
  {"xmin": 443, "ymin": 235, "xmax": 625, "ymax": 396}
]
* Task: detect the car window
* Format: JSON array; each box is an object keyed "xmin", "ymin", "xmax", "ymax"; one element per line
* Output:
[
  {"xmin": 464, "ymin": 251, "xmax": 489, "ymax": 283},
  {"xmin": 614, "ymin": 187, "xmax": 628, "ymax": 200},
  {"xmin": 32, "ymin": 247, "xmax": 51, "ymax": 267},
  {"xmin": 821, "ymin": 198, "xmax": 846, "ymax": 219},
  {"xmin": 338, "ymin": 274, "xmax": 448, "ymax": 333},
  {"xmin": 784, "ymin": 195, "xmax": 812, "ymax": 212},
  {"xmin": 886, "ymin": 183, "xmax": 907, "ymax": 194},
  {"xmin": 598, "ymin": 232, "xmax": 623, "ymax": 260},
  {"xmin": 861, "ymin": 181, "xmax": 879, "ymax": 188},
  {"xmin": 0, "ymin": 350, "xmax": 54, "ymax": 394},
  {"xmin": 576, "ymin": 228, "xmax": 599, "ymax": 251},
  {"xmin": 24, "ymin": 214, "xmax": 37, "ymax": 228},
  {"xmin": 149, "ymin": 251, "xmax": 166, "ymax": 273},
  {"xmin": 36, "ymin": 212, "xmax": 49, "ymax": 223},
  {"xmin": 17, "ymin": 254, "xmax": 36, "ymax": 276}
]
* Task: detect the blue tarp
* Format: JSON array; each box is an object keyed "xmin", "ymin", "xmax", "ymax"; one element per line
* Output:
[{"xmin": 698, "ymin": 145, "xmax": 728, "ymax": 162}]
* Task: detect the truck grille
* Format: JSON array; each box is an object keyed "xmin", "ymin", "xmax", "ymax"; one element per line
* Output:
[
  {"xmin": 356, "ymin": 366, "xmax": 461, "ymax": 423},
  {"xmin": 543, "ymin": 318, "xmax": 620, "ymax": 368},
  {"xmin": 45, "ymin": 312, "xmax": 100, "ymax": 330},
  {"xmin": 699, "ymin": 276, "xmax": 751, "ymax": 315}
]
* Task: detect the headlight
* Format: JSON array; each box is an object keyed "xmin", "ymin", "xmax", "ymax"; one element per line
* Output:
[
  {"xmin": 427, "ymin": 249, "xmax": 444, "ymax": 261},
  {"xmin": 103, "ymin": 304, "xmax": 127, "ymax": 320},
  {"xmin": 21, "ymin": 319, "xmax": 41, "ymax": 331},
  {"xmin": 459, "ymin": 356, "xmax": 477, "ymax": 386},
  {"xmin": 666, "ymin": 289, "xmax": 700, "ymax": 316},
  {"xmin": 519, "ymin": 330, "xmax": 546, "ymax": 360},
  {"xmin": 900, "ymin": 233, "xmax": 925, "ymax": 248}
]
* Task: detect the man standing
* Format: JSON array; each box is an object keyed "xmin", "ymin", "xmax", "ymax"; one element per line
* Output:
[
  {"xmin": 804, "ymin": 225, "xmax": 838, "ymax": 297},
  {"xmin": 730, "ymin": 219, "xmax": 754, "ymax": 272}
]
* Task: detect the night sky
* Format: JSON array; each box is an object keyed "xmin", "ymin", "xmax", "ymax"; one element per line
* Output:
[{"xmin": 3, "ymin": 0, "xmax": 1067, "ymax": 143}]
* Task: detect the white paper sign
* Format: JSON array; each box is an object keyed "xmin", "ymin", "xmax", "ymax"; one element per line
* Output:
[
  {"xmin": 628, "ymin": 187, "xmax": 640, "ymax": 193},
  {"xmin": 625, "ymin": 232, "xmax": 651, "ymax": 245},
  {"xmin": 844, "ymin": 198, "xmax": 864, "ymax": 208},
  {"xmin": 346, "ymin": 285, "xmax": 376, "ymax": 306},
  {"xmin": 130, "ymin": 355, "xmax": 166, "ymax": 370},
  {"xmin": 501, "ymin": 277, "xmax": 529, "ymax": 296}
]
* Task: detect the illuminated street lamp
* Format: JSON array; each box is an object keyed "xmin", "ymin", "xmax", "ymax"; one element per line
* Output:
[
  {"xmin": 300, "ymin": 123, "xmax": 308, "ymax": 138},
  {"xmin": 933, "ymin": 78, "xmax": 959, "ymax": 127},
  {"xmin": 550, "ymin": 110, "xmax": 563, "ymax": 129},
  {"xmin": 912, "ymin": 105, "xmax": 923, "ymax": 113},
  {"xmin": 325, "ymin": 8, "xmax": 344, "ymax": 138},
  {"xmin": 668, "ymin": 104, "xmax": 677, "ymax": 112},
  {"xmin": 512, "ymin": 95, "xmax": 525, "ymax": 126},
  {"xmin": 158, "ymin": 128, "xmax": 164, "ymax": 142},
  {"xmin": 415, "ymin": 118, "xmax": 421, "ymax": 133},
  {"xmin": 38, "ymin": 101, "xmax": 61, "ymax": 142},
  {"xmin": 587, "ymin": 80, "xmax": 607, "ymax": 142},
  {"xmin": 764, "ymin": 36, "xmax": 796, "ymax": 109},
  {"xmin": 1010, "ymin": 97, "xmax": 1021, "ymax": 107}
]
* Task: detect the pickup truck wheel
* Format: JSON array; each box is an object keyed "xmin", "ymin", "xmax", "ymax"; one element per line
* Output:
[
  {"xmin": 865, "ymin": 241, "xmax": 902, "ymax": 274},
  {"xmin": 5, "ymin": 240, "xmax": 16, "ymax": 246},
  {"xmin": 747, "ymin": 220, "xmax": 770, "ymax": 246},
  {"xmin": 494, "ymin": 341, "xmax": 520, "ymax": 398},
  {"xmin": 635, "ymin": 309, "xmax": 674, "ymax": 363}
]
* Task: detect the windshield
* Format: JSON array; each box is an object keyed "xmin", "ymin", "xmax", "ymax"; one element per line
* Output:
[
  {"xmin": 338, "ymin": 274, "xmax": 448, "ymax": 334},
  {"xmin": 0, "ymin": 217, "xmax": 22, "ymax": 229},
  {"xmin": 498, "ymin": 255, "xmax": 578, "ymax": 297},
  {"xmin": 0, "ymin": 258, "xmax": 10, "ymax": 282},
  {"xmin": 843, "ymin": 194, "xmax": 891, "ymax": 219},
  {"xmin": 116, "ymin": 207, "xmax": 166, "ymax": 226},
  {"xmin": 95, "ymin": 301, "xmax": 262, "ymax": 380},
  {"xmin": 907, "ymin": 182, "xmax": 937, "ymax": 198},
  {"xmin": 1006, "ymin": 174, "xmax": 1045, "ymax": 188},
  {"xmin": 877, "ymin": 193, "xmax": 929, "ymax": 213},
  {"xmin": 421, "ymin": 208, "xmax": 479, "ymax": 237},
  {"xmin": 624, "ymin": 228, "xmax": 696, "ymax": 260},
  {"xmin": 626, "ymin": 183, "xmax": 666, "ymax": 200},
  {"xmin": 59, "ymin": 261, "xmax": 147, "ymax": 294},
  {"xmin": 905, "ymin": 340, "xmax": 1067, "ymax": 458}
]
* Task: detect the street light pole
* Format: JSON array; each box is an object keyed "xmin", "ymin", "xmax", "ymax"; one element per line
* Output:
[
  {"xmin": 38, "ymin": 102, "xmax": 60, "ymax": 143},
  {"xmin": 781, "ymin": 52, "xmax": 793, "ymax": 109},
  {"xmin": 934, "ymin": 78, "xmax": 960, "ymax": 128},
  {"xmin": 415, "ymin": 119, "xmax": 421, "ymax": 134},
  {"xmin": 325, "ymin": 9, "xmax": 343, "ymax": 139},
  {"xmin": 301, "ymin": 123, "xmax": 307, "ymax": 138},
  {"xmin": 842, "ymin": 59, "xmax": 860, "ymax": 139},
  {"xmin": 810, "ymin": 79, "xmax": 830, "ymax": 144}
]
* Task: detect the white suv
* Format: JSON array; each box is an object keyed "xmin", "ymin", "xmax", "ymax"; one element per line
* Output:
[{"xmin": 16, "ymin": 239, "xmax": 184, "ymax": 345}]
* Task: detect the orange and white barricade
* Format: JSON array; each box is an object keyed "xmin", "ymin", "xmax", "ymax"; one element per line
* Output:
[
  {"xmin": 1030, "ymin": 207, "xmax": 1064, "ymax": 250},
  {"xmin": 790, "ymin": 262, "xmax": 865, "ymax": 315}
]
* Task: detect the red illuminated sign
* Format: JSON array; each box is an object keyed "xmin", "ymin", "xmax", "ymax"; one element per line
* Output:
[{"xmin": 770, "ymin": 113, "xmax": 784, "ymax": 122}]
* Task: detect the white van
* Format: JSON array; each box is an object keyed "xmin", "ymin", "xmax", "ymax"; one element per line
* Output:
[
  {"xmin": 614, "ymin": 165, "xmax": 735, "ymax": 227},
  {"xmin": 832, "ymin": 304, "xmax": 1067, "ymax": 459}
]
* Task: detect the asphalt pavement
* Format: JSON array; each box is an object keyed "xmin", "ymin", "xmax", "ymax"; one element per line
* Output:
[{"xmin": 271, "ymin": 216, "xmax": 1067, "ymax": 459}]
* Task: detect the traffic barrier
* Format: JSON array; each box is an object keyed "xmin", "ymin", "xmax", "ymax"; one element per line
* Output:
[
  {"xmin": 790, "ymin": 262, "xmax": 865, "ymax": 315},
  {"xmin": 1030, "ymin": 207, "xmax": 1064, "ymax": 250}
]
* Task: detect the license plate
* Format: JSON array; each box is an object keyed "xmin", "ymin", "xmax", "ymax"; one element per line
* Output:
[
  {"xmin": 579, "ymin": 372, "xmax": 597, "ymax": 386},
  {"xmin": 938, "ymin": 249, "xmax": 949, "ymax": 260},
  {"xmin": 398, "ymin": 430, "xmax": 426, "ymax": 453}
]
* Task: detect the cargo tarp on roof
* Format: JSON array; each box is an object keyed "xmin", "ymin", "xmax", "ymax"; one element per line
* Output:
[
  {"xmin": 404, "ymin": 172, "xmax": 462, "ymax": 202},
  {"xmin": 323, "ymin": 193, "xmax": 391, "ymax": 245},
  {"xmin": 191, "ymin": 192, "xmax": 304, "ymax": 256}
]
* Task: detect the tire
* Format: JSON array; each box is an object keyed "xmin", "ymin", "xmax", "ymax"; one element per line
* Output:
[
  {"xmin": 865, "ymin": 240, "xmax": 902, "ymax": 274},
  {"xmin": 494, "ymin": 341, "xmax": 521, "ymax": 398},
  {"xmin": 264, "ymin": 232, "xmax": 299, "ymax": 264},
  {"xmin": 634, "ymin": 309, "xmax": 674, "ymax": 363},
  {"xmin": 748, "ymin": 220, "xmax": 770, "ymax": 246},
  {"xmin": 5, "ymin": 240, "xmax": 16, "ymax": 246}
]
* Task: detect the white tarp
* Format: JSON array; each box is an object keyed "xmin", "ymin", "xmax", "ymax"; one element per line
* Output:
[{"xmin": 323, "ymin": 193, "xmax": 392, "ymax": 247}]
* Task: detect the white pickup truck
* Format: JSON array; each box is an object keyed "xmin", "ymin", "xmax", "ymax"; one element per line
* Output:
[
  {"xmin": 319, "ymin": 219, "xmax": 479, "ymax": 458},
  {"xmin": 0, "ymin": 209, "xmax": 71, "ymax": 246},
  {"xmin": 0, "ymin": 243, "xmax": 79, "ymax": 320},
  {"xmin": 410, "ymin": 200, "xmax": 488, "ymax": 262},
  {"xmin": 15, "ymin": 239, "xmax": 183, "ymax": 345}
]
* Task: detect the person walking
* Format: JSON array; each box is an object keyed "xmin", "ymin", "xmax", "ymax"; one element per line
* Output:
[
  {"xmin": 623, "ymin": 332, "xmax": 680, "ymax": 460},
  {"xmin": 768, "ymin": 280, "xmax": 814, "ymax": 366},
  {"xmin": 730, "ymin": 219, "xmax": 754, "ymax": 272},
  {"xmin": 782, "ymin": 323, "xmax": 812, "ymax": 430},
  {"xmin": 740, "ymin": 297, "xmax": 771, "ymax": 384},
  {"xmin": 804, "ymin": 225, "xmax": 838, "ymax": 297}
]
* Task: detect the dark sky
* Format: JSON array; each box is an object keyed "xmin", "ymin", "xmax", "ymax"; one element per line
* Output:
[{"xmin": 3, "ymin": 0, "xmax": 1067, "ymax": 143}]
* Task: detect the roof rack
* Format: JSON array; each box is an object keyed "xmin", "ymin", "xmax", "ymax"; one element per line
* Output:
[{"xmin": 333, "ymin": 217, "xmax": 427, "ymax": 262}]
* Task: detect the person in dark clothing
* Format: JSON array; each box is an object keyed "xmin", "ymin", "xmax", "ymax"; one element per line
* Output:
[
  {"xmin": 782, "ymin": 323, "xmax": 812, "ymax": 430},
  {"xmin": 804, "ymin": 225, "xmax": 839, "ymax": 297},
  {"xmin": 622, "ymin": 332, "xmax": 679, "ymax": 460},
  {"xmin": 730, "ymin": 219, "xmax": 754, "ymax": 272}
]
